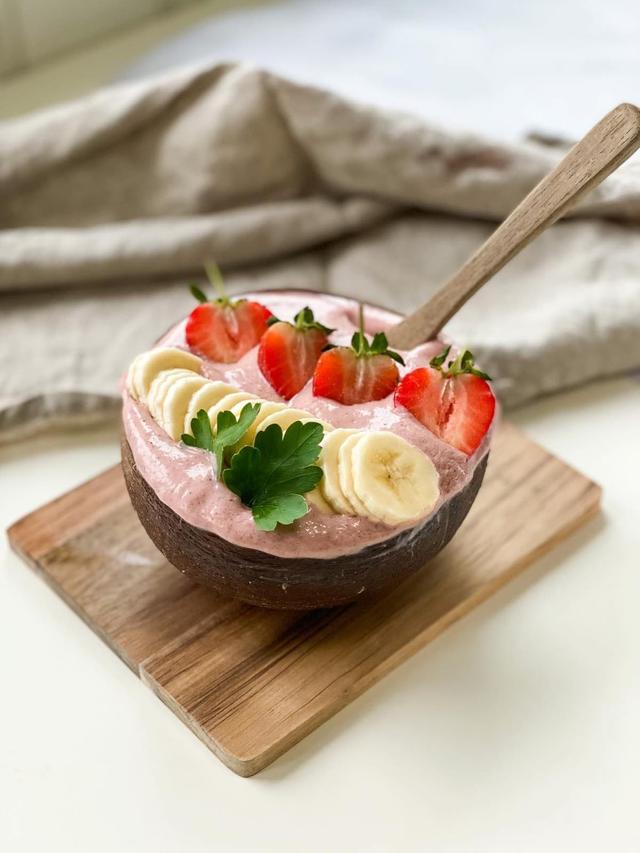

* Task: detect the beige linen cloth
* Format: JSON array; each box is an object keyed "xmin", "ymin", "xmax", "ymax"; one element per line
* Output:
[{"xmin": 2, "ymin": 62, "xmax": 640, "ymax": 443}]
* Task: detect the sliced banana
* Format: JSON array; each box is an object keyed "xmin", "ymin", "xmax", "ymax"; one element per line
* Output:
[
  {"xmin": 207, "ymin": 391, "xmax": 259, "ymax": 431},
  {"xmin": 349, "ymin": 431, "xmax": 440, "ymax": 526},
  {"xmin": 147, "ymin": 369, "xmax": 197, "ymax": 423},
  {"xmin": 234, "ymin": 400, "xmax": 288, "ymax": 448},
  {"xmin": 227, "ymin": 397, "xmax": 263, "ymax": 419},
  {"xmin": 257, "ymin": 408, "xmax": 315, "ymax": 435},
  {"xmin": 337, "ymin": 433, "xmax": 370, "ymax": 517},
  {"xmin": 161, "ymin": 374, "xmax": 210, "ymax": 440},
  {"xmin": 318, "ymin": 428, "xmax": 361, "ymax": 515},
  {"xmin": 300, "ymin": 418, "xmax": 335, "ymax": 515},
  {"xmin": 183, "ymin": 381, "xmax": 239, "ymax": 435},
  {"xmin": 127, "ymin": 347, "xmax": 202, "ymax": 402},
  {"xmin": 306, "ymin": 486, "xmax": 335, "ymax": 515},
  {"xmin": 299, "ymin": 416, "xmax": 334, "ymax": 434}
]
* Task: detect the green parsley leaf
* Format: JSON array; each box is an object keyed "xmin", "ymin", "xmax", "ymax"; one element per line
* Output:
[
  {"xmin": 182, "ymin": 409, "xmax": 215, "ymax": 452},
  {"xmin": 212, "ymin": 403, "xmax": 262, "ymax": 474},
  {"xmin": 252, "ymin": 494, "xmax": 309, "ymax": 531},
  {"xmin": 222, "ymin": 420, "xmax": 324, "ymax": 531},
  {"xmin": 181, "ymin": 403, "xmax": 261, "ymax": 477}
]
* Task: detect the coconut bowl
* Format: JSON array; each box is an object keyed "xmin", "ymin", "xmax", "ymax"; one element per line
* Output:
[{"xmin": 121, "ymin": 290, "xmax": 491, "ymax": 609}]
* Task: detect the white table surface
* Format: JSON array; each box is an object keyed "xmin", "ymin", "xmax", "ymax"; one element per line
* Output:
[{"xmin": 2, "ymin": 1, "xmax": 640, "ymax": 850}]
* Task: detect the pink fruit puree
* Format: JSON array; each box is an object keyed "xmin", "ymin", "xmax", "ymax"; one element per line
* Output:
[{"xmin": 122, "ymin": 291, "xmax": 494, "ymax": 559}]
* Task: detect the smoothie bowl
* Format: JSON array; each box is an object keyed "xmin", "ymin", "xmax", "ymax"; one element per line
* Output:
[{"xmin": 122, "ymin": 284, "xmax": 496, "ymax": 609}]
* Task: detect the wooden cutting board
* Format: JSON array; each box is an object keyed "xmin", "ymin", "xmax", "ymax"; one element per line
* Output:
[{"xmin": 8, "ymin": 421, "xmax": 601, "ymax": 776}]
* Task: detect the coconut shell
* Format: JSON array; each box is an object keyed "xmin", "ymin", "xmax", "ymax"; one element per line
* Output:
[{"xmin": 121, "ymin": 435, "xmax": 488, "ymax": 609}]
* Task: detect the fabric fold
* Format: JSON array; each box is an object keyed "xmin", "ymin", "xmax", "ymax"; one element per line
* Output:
[{"xmin": 1, "ymin": 62, "xmax": 639, "ymax": 441}]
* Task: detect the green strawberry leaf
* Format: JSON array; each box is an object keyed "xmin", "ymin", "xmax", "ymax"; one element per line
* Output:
[
  {"xmin": 347, "ymin": 306, "xmax": 406, "ymax": 365},
  {"xmin": 189, "ymin": 283, "xmax": 209, "ymax": 304},
  {"xmin": 430, "ymin": 346, "xmax": 491, "ymax": 381},
  {"xmin": 429, "ymin": 345, "xmax": 452, "ymax": 369},
  {"xmin": 293, "ymin": 306, "xmax": 334, "ymax": 335}
]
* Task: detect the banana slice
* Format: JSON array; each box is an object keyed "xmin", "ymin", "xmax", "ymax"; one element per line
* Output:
[
  {"xmin": 183, "ymin": 381, "xmax": 240, "ymax": 435},
  {"xmin": 349, "ymin": 431, "xmax": 440, "ymax": 525},
  {"xmin": 301, "ymin": 418, "xmax": 335, "ymax": 514},
  {"xmin": 147, "ymin": 369, "xmax": 197, "ymax": 424},
  {"xmin": 161, "ymin": 374, "xmax": 210, "ymax": 440},
  {"xmin": 256, "ymin": 408, "xmax": 315, "ymax": 435},
  {"xmin": 306, "ymin": 486, "xmax": 335, "ymax": 515},
  {"xmin": 127, "ymin": 347, "xmax": 202, "ymax": 402},
  {"xmin": 227, "ymin": 396, "xmax": 263, "ymax": 418},
  {"xmin": 207, "ymin": 391, "xmax": 259, "ymax": 430},
  {"xmin": 337, "ymin": 433, "xmax": 370, "ymax": 517},
  {"xmin": 299, "ymin": 416, "xmax": 334, "ymax": 433},
  {"xmin": 234, "ymin": 400, "xmax": 288, "ymax": 448},
  {"xmin": 318, "ymin": 428, "xmax": 361, "ymax": 515}
]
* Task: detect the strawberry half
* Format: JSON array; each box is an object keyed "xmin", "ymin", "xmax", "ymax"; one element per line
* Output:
[
  {"xmin": 258, "ymin": 307, "xmax": 333, "ymax": 400},
  {"xmin": 394, "ymin": 346, "xmax": 495, "ymax": 456},
  {"xmin": 312, "ymin": 311, "xmax": 404, "ymax": 405},
  {"xmin": 185, "ymin": 266, "xmax": 271, "ymax": 363}
]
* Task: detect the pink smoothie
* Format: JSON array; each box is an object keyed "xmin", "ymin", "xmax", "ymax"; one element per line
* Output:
[{"xmin": 122, "ymin": 291, "xmax": 495, "ymax": 559}]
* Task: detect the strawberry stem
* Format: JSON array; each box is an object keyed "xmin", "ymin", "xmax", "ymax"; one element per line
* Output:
[
  {"xmin": 349, "ymin": 305, "xmax": 405, "ymax": 365},
  {"xmin": 205, "ymin": 263, "xmax": 229, "ymax": 304}
]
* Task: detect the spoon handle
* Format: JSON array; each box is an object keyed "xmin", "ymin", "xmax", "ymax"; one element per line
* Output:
[{"xmin": 387, "ymin": 103, "xmax": 640, "ymax": 350}]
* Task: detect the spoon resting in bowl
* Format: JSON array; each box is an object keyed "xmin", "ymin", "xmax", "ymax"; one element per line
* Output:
[{"xmin": 388, "ymin": 102, "xmax": 640, "ymax": 349}]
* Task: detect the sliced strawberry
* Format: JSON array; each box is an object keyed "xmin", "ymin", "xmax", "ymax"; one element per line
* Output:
[
  {"xmin": 394, "ymin": 346, "xmax": 495, "ymax": 455},
  {"xmin": 312, "ymin": 310, "xmax": 404, "ymax": 405},
  {"xmin": 185, "ymin": 266, "xmax": 271, "ymax": 363},
  {"xmin": 258, "ymin": 307, "xmax": 332, "ymax": 400},
  {"xmin": 313, "ymin": 347, "xmax": 400, "ymax": 404},
  {"xmin": 393, "ymin": 367, "xmax": 444, "ymax": 433}
]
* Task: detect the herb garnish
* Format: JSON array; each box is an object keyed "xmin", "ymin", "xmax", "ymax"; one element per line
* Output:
[
  {"xmin": 223, "ymin": 421, "xmax": 324, "ymax": 531},
  {"xmin": 181, "ymin": 403, "xmax": 261, "ymax": 477}
]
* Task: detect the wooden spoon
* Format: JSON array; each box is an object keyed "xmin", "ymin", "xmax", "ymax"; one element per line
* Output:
[{"xmin": 387, "ymin": 102, "xmax": 640, "ymax": 349}]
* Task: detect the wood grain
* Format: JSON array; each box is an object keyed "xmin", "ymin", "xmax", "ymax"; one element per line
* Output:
[
  {"xmin": 388, "ymin": 102, "xmax": 640, "ymax": 348},
  {"xmin": 7, "ymin": 421, "xmax": 601, "ymax": 776}
]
